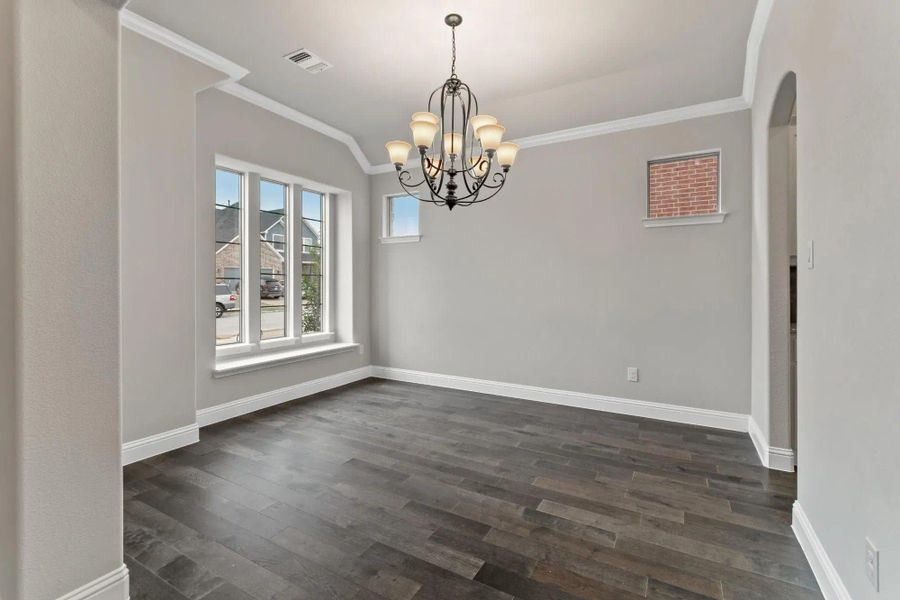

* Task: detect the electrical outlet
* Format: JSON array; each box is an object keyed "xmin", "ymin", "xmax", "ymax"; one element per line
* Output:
[
  {"xmin": 865, "ymin": 538, "xmax": 879, "ymax": 591},
  {"xmin": 627, "ymin": 367, "xmax": 639, "ymax": 383}
]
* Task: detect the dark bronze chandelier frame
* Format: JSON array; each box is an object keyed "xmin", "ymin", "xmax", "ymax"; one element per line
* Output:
[{"xmin": 393, "ymin": 14, "xmax": 509, "ymax": 210}]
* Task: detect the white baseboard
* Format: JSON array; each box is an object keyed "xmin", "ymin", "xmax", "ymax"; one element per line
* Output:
[
  {"xmin": 197, "ymin": 365, "xmax": 373, "ymax": 427},
  {"xmin": 57, "ymin": 564, "xmax": 129, "ymax": 600},
  {"xmin": 122, "ymin": 423, "xmax": 199, "ymax": 466},
  {"xmin": 748, "ymin": 417, "xmax": 795, "ymax": 471},
  {"xmin": 371, "ymin": 366, "xmax": 748, "ymax": 432},
  {"xmin": 792, "ymin": 502, "xmax": 852, "ymax": 600}
]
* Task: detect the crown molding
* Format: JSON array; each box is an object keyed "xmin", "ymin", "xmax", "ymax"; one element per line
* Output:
[
  {"xmin": 515, "ymin": 96, "xmax": 749, "ymax": 149},
  {"xmin": 742, "ymin": 0, "xmax": 775, "ymax": 105},
  {"xmin": 119, "ymin": 9, "xmax": 248, "ymax": 83},
  {"xmin": 122, "ymin": 7, "xmax": 770, "ymax": 177}
]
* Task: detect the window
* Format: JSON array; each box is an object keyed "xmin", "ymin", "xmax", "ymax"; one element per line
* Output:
[
  {"xmin": 259, "ymin": 179, "xmax": 288, "ymax": 340},
  {"xmin": 215, "ymin": 168, "xmax": 242, "ymax": 345},
  {"xmin": 214, "ymin": 159, "xmax": 343, "ymax": 366},
  {"xmin": 645, "ymin": 151, "xmax": 724, "ymax": 226},
  {"xmin": 382, "ymin": 194, "xmax": 420, "ymax": 242},
  {"xmin": 301, "ymin": 190, "xmax": 325, "ymax": 333}
]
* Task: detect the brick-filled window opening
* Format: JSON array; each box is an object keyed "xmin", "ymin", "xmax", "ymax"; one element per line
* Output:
[
  {"xmin": 301, "ymin": 190, "xmax": 325, "ymax": 334},
  {"xmin": 647, "ymin": 152, "xmax": 720, "ymax": 219},
  {"xmin": 259, "ymin": 179, "xmax": 288, "ymax": 340},
  {"xmin": 215, "ymin": 168, "xmax": 243, "ymax": 346}
]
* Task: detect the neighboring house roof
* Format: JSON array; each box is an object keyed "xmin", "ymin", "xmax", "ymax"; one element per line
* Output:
[{"xmin": 215, "ymin": 208, "xmax": 320, "ymax": 254}]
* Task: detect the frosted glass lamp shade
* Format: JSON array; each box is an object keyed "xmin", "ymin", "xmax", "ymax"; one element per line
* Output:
[
  {"xmin": 477, "ymin": 124, "xmax": 505, "ymax": 151},
  {"xmin": 424, "ymin": 156, "xmax": 442, "ymax": 178},
  {"xmin": 469, "ymin": 114, "xmax": 498, "ymax": 140},
  {"xmin": 410, "ymin": 120, "xmax": 438, "ymax": 148},
  {"xmin": 411, "ymin": 111, "xmax": 440, "ymax": 126},
  {"xmin": 385, "ymin": 140, "xmax": 412, "ymax": 166},
  {"xmin": 443, "ymin": 132, "xmax": 463, "ymax": 156},
  {"xmin": 470, "ymin": 156, "xmax": 489, "ymax": 178},
  {"xmin": 496, "ymin": 142, "xmax": 520, "ymax": 167}
]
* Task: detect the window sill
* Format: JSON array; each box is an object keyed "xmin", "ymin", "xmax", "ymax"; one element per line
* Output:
[
  {"xmin": 214, "ymin": 341, "xmax": 359, "ymax": 378},
  {"xmin": 643, "ymin": 213, "xmax": 727, "ymax": 228},
  {"xmin": 381, "ymin": 235, "xmax": 421, "ymax": 244}
]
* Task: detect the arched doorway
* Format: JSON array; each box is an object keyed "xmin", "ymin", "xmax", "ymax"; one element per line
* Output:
[{"xmin": 765, "ymin": 72, "xmax": 798, "ymax": 469}]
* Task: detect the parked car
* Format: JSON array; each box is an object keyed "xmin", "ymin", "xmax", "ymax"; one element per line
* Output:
[
  {"xmin": 260, "ymin": 277, "xmax": 283, "ymax": 299},
  {"xmin": 215, "ymin": 284, "xmax": 236, "ymax": 318}
]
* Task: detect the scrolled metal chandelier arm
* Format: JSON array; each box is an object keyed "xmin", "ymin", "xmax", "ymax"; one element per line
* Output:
[{"xmin": 384, "ymin": 13, "xmax": 520, "ymax": 211}]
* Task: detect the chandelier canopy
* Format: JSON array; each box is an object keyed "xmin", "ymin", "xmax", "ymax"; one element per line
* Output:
[{"xmin": 385, "ymin": 14, "xmax": 519, "ymax": 210}]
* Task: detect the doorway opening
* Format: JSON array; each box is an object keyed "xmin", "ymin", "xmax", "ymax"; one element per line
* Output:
[{"xmin": 767, "ymin": 71, "xmax": 798, "ymax": 469}]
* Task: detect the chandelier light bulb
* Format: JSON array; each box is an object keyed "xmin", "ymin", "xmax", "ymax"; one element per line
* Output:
[
  {"xmin": 443, "ymin": 132, "xmax": 463, "ymax": 156},
  {"xmin": 385, "ymin": 140, "xmax": 412, "ymax": 166},
  {"xmin": 470, "ymin": 156, "xmax": 489, "ymax": 178},
  {"xmin": 425, "ymin": 156, "xmax": 442, "ymax": 178},
  {"xmin": 411, "ymin": 111, "xmax": 440, "ymax": 126},
  {"xmin": 477, "ymin": 124, "xmax": 505, "ymax": 151},
  {"xmin": 410, "ymin": 120, "xmax": 438, "ymax": 148},
  {"xmin": 469, "ymin": 115, "xmax": 498, "ymax": 140},
  {"xmin": 496, "ymin": 142, "xmax": 520, "ymax": 168}
]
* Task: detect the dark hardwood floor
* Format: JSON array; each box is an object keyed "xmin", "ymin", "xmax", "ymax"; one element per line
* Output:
[{"xmin": 124, "ymin": 378, "xmax": 821, "ymax": 600}]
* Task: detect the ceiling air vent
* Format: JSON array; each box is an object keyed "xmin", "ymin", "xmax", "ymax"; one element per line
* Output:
[{"xmin": 284, "ymin": 48, "xmax": 332, "ymax": 74}]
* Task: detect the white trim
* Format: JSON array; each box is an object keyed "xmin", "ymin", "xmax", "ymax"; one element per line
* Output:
[
  {"xmin": 371, "ymin": 366, "xmax": 748, "ymax": 432},
  {"xmin": 643, "ymin": 213, "xmax": 727, "ymax": 228},
  {"xmin": 122, "ymin": 12, "xmax": 771, "ymax": 175},
  {"xmin": 748, "ymin": 417, "xmax": 795, "ymax": 471},
  {"xmin": 381, "ymin": 235, "xmax": 421, "ymax": 244},
  {"xmin": 121, "ymin": 423, "xmax": 199, "ymax": 466},
  {"xmin": 198, "ymin": 365, "xmax": 373, "ymax": 426},
  {"xmin": 792, "ymin": 502, "xmax": 852, "ymax": 600},
  {"xmin": 119, "ymin": 10, "xmax": 247, "ymax": 83},
  {"xmin": 213, "ymin": 342, "xmax": 360, "ymax": 377},
  {"xmin": 516, "ymin": 97, "xmax": 749, "ymax": 150},
  {"xmin": 742, "ymin": 0, "xmax": 775, "ymax": 105},
  {"xmin": 56, "ymin": 564, "xmax": 129, "ymax": 600}
]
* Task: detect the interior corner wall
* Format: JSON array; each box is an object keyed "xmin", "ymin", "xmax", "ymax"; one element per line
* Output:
[
  {"xmin": 752, "ymin": 1, "xmax": 900, "ymax": 597},
  {"xmin": 0, "ymin": 0, "xmax": 17, "ymax": 596},
  {"xmin": 195, "ymin": 89, "xmax": 371, "ymax": 411},
  {"xmin": 13, "ymin": 0, "xmax": 124, "ymax": 598},
  {"xmin": 370, "ymin": 110, "xmax": 752, "ymax": 416},
  {"xmin": 121, "ymin": 29, "xmax": 226, "ymax": 443}
]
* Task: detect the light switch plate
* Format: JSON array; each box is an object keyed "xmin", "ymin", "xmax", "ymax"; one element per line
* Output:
[
  {"xmin": 627, "ymin": 367, "xmax": 639, "ymax": 383},
  {"xmin": 807, "ymin": 240, "xmax": 815, "ymax": 269},
  {"xmin": 865, "ymin": 537, "xmax": 879, "ymax": 591}
]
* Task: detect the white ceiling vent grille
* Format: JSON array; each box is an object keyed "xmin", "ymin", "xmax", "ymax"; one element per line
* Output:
[{"xmin": 284, "ymin": 48, "xmax": 332, "ymax": 74}]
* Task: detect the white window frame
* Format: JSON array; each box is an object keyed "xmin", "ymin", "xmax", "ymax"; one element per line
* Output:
[
  {"xmin": 214, "ymin": 156, "xmax": 346, "ymax": 366},
  {"xmin": 381, "ymin": 193, "xmax": 421, "ymax": 243},
  {"xmin": 642, "ymin": 148, "xmax": 727, "ymax": 228}
]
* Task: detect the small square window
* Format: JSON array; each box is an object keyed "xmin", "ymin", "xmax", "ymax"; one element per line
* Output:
[
  {"xmin": 647, "ymin": 151, "xmax": 721, "ymax": 220},
  {"xmin": 383, "ymin": 194, "xmax": 420, "ymax": 241}
]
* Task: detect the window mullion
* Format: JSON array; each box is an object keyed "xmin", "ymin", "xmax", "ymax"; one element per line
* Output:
[
  {"xmin": 291, "ymin": 184, "xmax": 305, "ymax": 338},
  {"xmin": 246, "ymin": 172, "xmax": 262, "ymax": 345}
]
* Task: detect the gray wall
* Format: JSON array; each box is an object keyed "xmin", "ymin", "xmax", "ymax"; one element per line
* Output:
[
  {"xmin": 752, "ymin": 1, "xmax": 900, "ymax": 597},
  {"xmin": 0, "ymin": 0, "xmax": 16, "ymax": 595},
  {"xmin": 195, "ymin": 89, "xmax": 371, "ymax": 410},
  {"xmin": 121, "ymin": 30, "xmax": 226, "ymax": 443},
  {"xmin": 11, "ymin": 0, "xmax": 124, "ymax": 598},
  {"xmin": 370, "ymin": 110, "xmax": 752, "ymax": 415}
]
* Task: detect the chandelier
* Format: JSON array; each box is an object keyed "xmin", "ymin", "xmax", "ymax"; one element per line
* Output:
[{"xmin": 385, "ymin": 14, "xmax": 519, "ymax": 210}]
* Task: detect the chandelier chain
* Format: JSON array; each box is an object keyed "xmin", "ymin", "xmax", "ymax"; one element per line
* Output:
[{"xmin": 450, "ymin": 25, "xmax": 456, "ymax": 76}]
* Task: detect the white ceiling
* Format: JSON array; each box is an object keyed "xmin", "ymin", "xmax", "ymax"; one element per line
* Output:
[{"xmin": 128, "ymin": 0, "xmax": 758, "ymax": 164}]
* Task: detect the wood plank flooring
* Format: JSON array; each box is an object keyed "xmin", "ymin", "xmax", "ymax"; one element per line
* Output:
[{"xmin": 124, "ymin": 378, "xmax": 822, "ymax": 600}]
